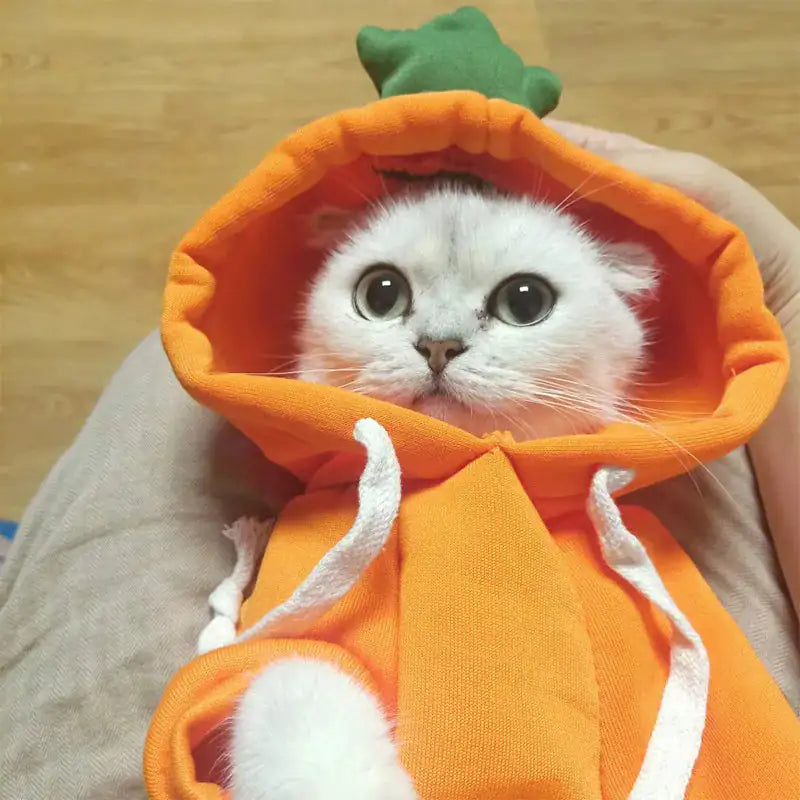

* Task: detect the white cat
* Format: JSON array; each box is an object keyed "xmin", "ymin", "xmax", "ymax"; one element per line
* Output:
[
  {"xmin": 298, "ymin": 185, "xmax": 657, "ymax": 440},
  {"xmin": 229, "ymin": 186, "xmax": 659, "ymax": 799}
]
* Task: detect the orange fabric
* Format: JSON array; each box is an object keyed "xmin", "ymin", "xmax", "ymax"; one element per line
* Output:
[{"xmin": 144, "ymin": 91, "xmax": 797, "ymax": 799}]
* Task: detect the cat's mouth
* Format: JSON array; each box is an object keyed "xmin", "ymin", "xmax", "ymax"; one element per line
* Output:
[{"xmin": 411, "ymin": 380, "xmax": 465, "ymax": 409}]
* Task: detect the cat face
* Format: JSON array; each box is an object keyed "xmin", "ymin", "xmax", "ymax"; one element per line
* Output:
[{"xmin": 298, "ymin": 187, "xmax": 656, "ymax": 440}]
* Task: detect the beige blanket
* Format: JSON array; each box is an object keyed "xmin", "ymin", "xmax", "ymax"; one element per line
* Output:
[{"xmin": 0, "ymin": 332, "xmax": 796, "ymax": 799}]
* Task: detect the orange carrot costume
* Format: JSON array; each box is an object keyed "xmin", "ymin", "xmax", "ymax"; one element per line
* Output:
[{"xmin": 144, "ymin": 8, "xmax": 798, "ymax": 800}]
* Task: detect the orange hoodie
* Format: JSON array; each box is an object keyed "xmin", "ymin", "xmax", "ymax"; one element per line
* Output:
[{"xmin": 144, "ymin": 88, "xmax": 798, "ymax": 800}]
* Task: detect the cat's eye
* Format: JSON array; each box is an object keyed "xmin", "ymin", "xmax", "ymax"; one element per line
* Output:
[
  {"xmin": 353, "ymin": 265, "xmax": 412, "ymax": 321},
  {"xmin": 488, "ymin": 274, "xmax": 556, "ymax": 326}
]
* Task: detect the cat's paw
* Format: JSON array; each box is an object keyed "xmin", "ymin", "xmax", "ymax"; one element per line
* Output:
[{"xmin": 231, "ymin": 657, "xmax": 417, "ymax": 800}]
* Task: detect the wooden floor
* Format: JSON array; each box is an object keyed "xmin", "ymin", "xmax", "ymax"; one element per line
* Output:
[{"xmin": 1, "ymin": 0, "xmax": 798, "ymax": 518}]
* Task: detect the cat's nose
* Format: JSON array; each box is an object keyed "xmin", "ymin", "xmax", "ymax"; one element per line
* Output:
[{"xmin": 414, "ymin": 337, "xmax": 466, "ymax": 374}]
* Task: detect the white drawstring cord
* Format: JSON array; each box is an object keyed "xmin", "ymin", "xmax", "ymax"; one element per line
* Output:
[
  {"xmin": 588, "ymin": 466, "xmax": 710, "ymax": 800},
  {"xmin": 197, "ymin": 418, "xmax": 401, "ymax": 655},
  {"xmin": 197, "ymin": 517, "xmax": 273, "ymax": 655},
  {"xmin": 235, "ymin": 418, "xmax": 401, "ymax": 642}
]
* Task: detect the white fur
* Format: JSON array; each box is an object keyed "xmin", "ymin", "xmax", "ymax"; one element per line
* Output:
[
  {"xmin": 298, "ymin": 186, "xmax": 657, "ymax": 440},
  {"xmin": 231, "ymin": 658, "xmax": 417, "ymax": 800}
]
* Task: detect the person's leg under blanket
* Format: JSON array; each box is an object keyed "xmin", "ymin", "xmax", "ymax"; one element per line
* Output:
[{"xmin": 0, "ymin": 331, "xmax": 297, "ymax": 800}]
